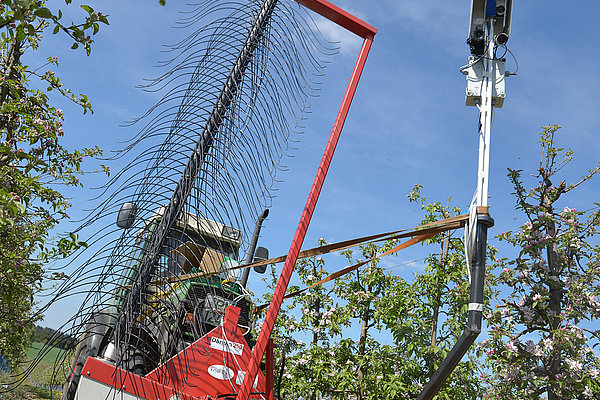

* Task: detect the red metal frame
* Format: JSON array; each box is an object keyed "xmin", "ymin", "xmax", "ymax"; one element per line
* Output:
[
  {"xmin": 238, "ymin": 1, "xmax": 377, "ymax": 399},
  {"xmin": 294, "ymin": 0, "xmax": 377, "ymax": 38},
  {"xmin": 266, "ymin": 338, "xmax": 275, "ymax": 400}
]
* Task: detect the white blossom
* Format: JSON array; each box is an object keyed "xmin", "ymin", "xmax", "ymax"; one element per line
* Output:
[
  {"xmin": 506, "ymin": 341, "xmax": 518, "ymax": 353},
  {"xmin": 566, "ymin": 358, "xmax": 583, "ymax": 373}
]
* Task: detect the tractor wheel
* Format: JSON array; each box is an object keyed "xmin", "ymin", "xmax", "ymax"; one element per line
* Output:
[
  {"xmin": 61, "ymin": 310, "xmax": 115, "ymax": 400},
  {"xmin": 121, "ymin": 347, "xmax": 148, "ymax": 376},
  {"xmin": 128, "ymin": 324, "xmax": 162, "ymax": 375}
]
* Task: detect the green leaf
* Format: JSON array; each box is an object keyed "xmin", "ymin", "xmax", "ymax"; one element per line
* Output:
[
  {"xmin": 71, "ymin": 42, "xmax": 79, "ymax": 50},
  {"xmin": 80, "ymin": 5, "xmax": 94, "ymax": 13},
  {"xmin": 16, "ymin": 27, "xmax": 25, "ymax": 42},
  {"xmin": 15, "ymin": 202, "xmax": 26, "ymax": 213},
  {"xmin": 53, "ymin": 25, "xmax": 60, "ymax": 34},
  {"xmin": 34, "ymin": 8, "xmax": 53, "ymax": 19}
]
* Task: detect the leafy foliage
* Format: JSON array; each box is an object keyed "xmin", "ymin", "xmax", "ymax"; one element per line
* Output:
[
  {"xmin": 0, "ymin": 1, "xmax": 108, "ymax": 368},
  {"xmin": 382, "ymin": 187, "xmax": 490, "ymax": 398},
  {"xmin": 261, "ymin": 193, "xmax": 488, "ymax": 399}
]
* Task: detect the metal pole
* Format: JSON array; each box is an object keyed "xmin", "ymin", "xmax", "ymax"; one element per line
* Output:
[
  {"xmin": 476, "ymin": 19, "xmax": 495, "ymax": 207},
  {"xmin": 417, "ymin": 215, "xmax": 493, "ymax": 400},
  {"xmin": 418, "ymin": 13, "xmax": 499, "ymax": 398}
]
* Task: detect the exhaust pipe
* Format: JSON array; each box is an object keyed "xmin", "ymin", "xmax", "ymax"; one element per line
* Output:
[{"xmin": 240, "ymin": 209, "xmax": 269, "ymax": 287}]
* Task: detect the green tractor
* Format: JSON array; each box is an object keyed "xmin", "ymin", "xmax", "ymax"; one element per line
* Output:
[{"xmin": 62, "ymin": 205, "xmax": 269, "ymax": 399}]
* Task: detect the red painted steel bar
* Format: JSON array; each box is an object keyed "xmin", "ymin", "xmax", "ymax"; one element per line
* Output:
[
  {"xmin": 266, "ymin": 337, "xmax": 275, "ymax": 400},
  {"xmin": 294, "ymin": 0, "xmax": 377, "ymax": 38},
  {"xmin": 238, "ymin": 35, "xmax": 374, "ymax": 400}
]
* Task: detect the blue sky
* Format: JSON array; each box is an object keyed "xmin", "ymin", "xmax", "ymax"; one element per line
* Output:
[{"xmin": 36, "ymin": 0, "xmax": 600, "ymax": 329}]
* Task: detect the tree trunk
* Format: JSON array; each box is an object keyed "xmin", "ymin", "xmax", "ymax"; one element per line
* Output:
[
  {"xmin": 543, "ymin": 191, "xmax": 564, "ymax": 400},
  {"xmin": 356, "ymin": 254, "xmax": 377, "ymax": 400},
  {"xmin": 1, "ymin": 33, "xmax": 23, "ymax": 145},
  {"xmin": 426, "ymin": 233, "xmax": 450, "ymax": 375},
  {"xmin": 357, "ymin": 303, "xmax": 370, "ymax": 400}
]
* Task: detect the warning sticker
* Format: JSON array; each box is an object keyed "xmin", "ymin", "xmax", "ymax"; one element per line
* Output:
[
  {"xmin": 210, "ymin": 336, "xmax": 244, "ymax": 355},
  {"xmin": 236, "ymin": 370, "xmax": 258, "ymax": 388},
  {"xmin": 236, "ymin": 370, "xmax": 245, "ymax": 386}
]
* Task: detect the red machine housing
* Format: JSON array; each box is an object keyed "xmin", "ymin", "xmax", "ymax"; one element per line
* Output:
[{"xmin": 76, "ymin": 306, "xmax": 274, "ymax": 400}]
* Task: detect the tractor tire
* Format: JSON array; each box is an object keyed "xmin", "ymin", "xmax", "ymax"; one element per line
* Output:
[
  {"xmin": 119, "ymin": 324, "xmax": 161, "ymax": 376},
  {"xmin": 121, "ymin": 347, "xmax": 148, "ymax": 376},
  {"xmin": 61, "ymin": 310, "xmax": 115, "ymax": 400}
]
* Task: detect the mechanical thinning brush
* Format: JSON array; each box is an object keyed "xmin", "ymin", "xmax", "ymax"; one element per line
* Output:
[{"xmin": 23, "ymin": 0, "xmax": 339, "ymax": 396}]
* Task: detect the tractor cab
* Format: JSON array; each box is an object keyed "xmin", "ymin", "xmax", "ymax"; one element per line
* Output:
[{"xmin": 139, "ymin": 205, "xmax": 243, "ymax": 280}]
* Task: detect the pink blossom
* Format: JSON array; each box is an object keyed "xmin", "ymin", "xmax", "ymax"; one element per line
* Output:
[{"xmin": 506, "ymin": 341, "xmax": 517, "ymax": 353}]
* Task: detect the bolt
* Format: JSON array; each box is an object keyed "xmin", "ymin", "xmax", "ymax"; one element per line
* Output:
[{"xmin": 86, "ymin": 371, "xmax": 90, "ymax": 376}]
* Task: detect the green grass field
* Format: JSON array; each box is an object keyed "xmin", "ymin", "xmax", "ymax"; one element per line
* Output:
[{"xmin": 26, "ymin": 343, "xmax": 67, "ymax": 365}]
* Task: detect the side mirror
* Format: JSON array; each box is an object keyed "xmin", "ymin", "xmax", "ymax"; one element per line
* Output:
[
  {"xmin": 253, "ymin": 246, "xmax": 269, "ymax": 274},
  {"xmin": 116, "ymin": 202, "xmax": 137, "ymax": 229}
]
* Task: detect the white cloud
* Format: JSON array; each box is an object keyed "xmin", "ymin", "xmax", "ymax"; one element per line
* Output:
[
  {"xmin": 386, "ymin": 0, "xmax": 467, "ymax": 39},
  {"xmin": 313, "ymin": 14, "xmax": 363, "ymax": 56}
]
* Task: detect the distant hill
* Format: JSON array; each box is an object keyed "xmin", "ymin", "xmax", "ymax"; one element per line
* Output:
[{"xmin": 31, "ymin": 325, "xmax": 75, "ymax": 349}]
